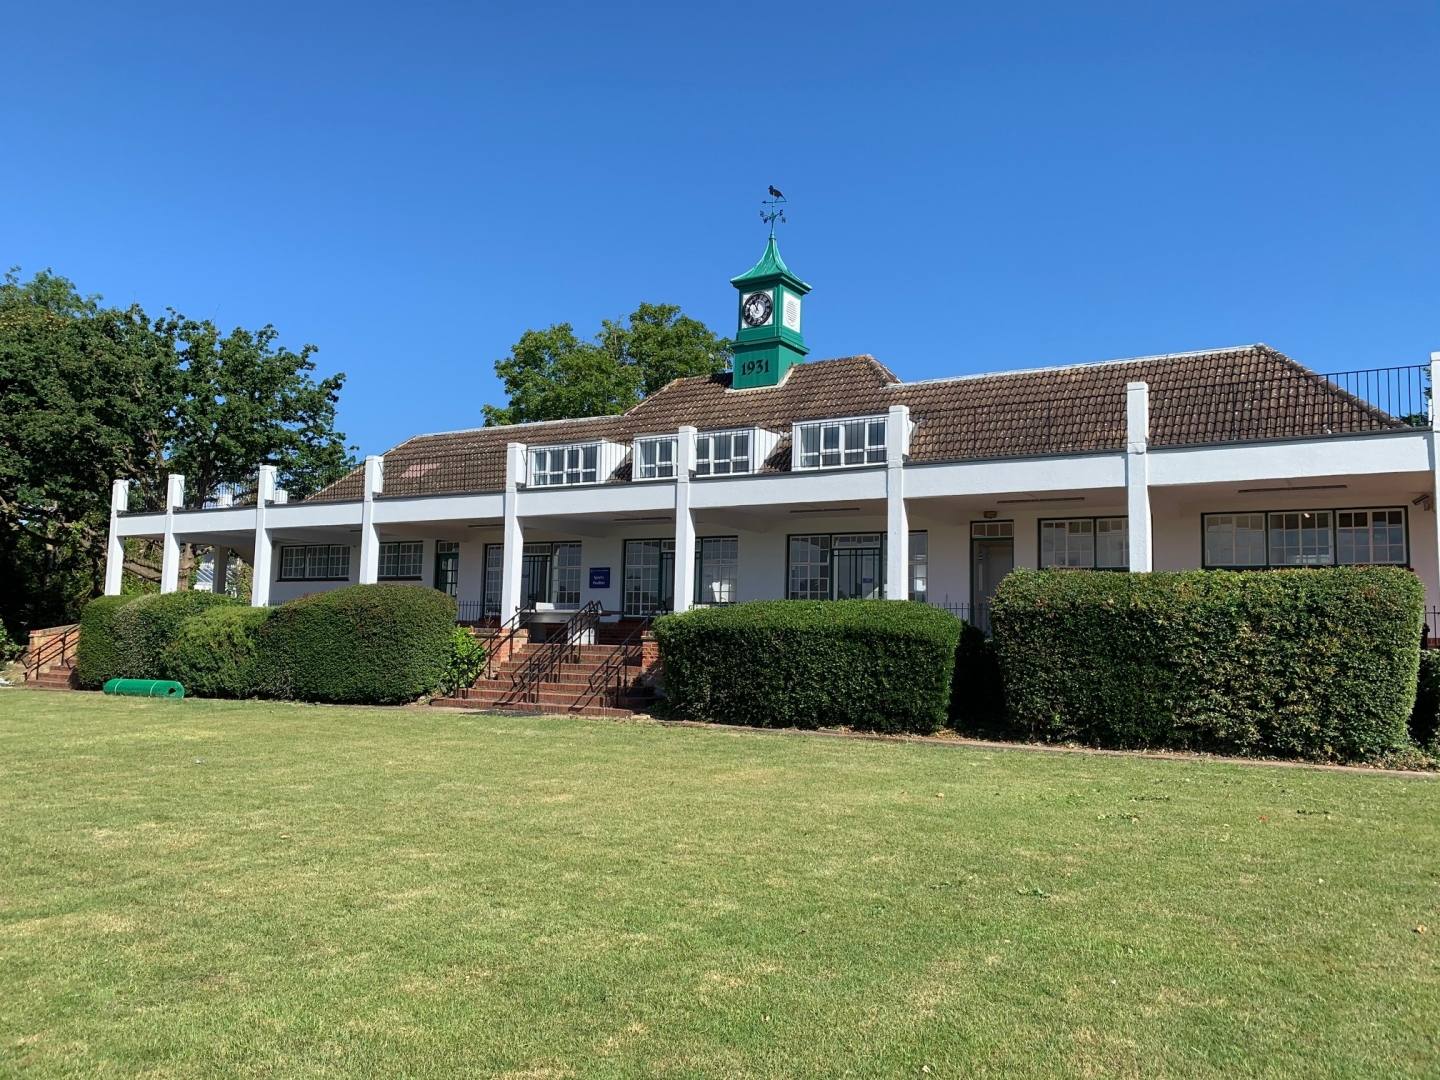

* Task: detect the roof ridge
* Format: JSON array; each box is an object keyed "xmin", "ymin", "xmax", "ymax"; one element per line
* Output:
[{"xmin": 895, "ymin": 345, "xmax": 1269, "ymax": 388}]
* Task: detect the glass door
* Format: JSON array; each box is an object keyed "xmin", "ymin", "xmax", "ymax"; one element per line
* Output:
[
  {"xmin": 832, "ymin": 534, "xmax": 884, "ymax": 600},
  {"xmin": 434, "ymin": 541, "xmax": 459, "ymax": 597},
  {"xmin": 521, "ymin": 543, "xmax": 552, "ymax": 609},
  {"xmin": 624, "ymin": 539, "xmax": 675, "ymax": 616}
]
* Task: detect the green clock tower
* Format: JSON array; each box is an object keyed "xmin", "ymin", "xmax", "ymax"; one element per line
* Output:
[{"xmin": 730, "ymin": 193, "xmax": 810, "ymax": 389}]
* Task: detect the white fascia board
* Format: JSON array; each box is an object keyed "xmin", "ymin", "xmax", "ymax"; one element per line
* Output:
[
  {"xmin": 902, "ymin": 454, "xmax": 1126, "ymax": 499},
  {"xmin": 689, "ymin": 468, "xmax": 889, "ymax": 509},
  {"xmin": 1148, "ymin": 432, "xmax": 1433, "ymax": 488},
  {"xmin": 170, "ymin": 506, "xmax": 260, "ymax": 539},
  {"xmin": 113, "ymin": 512, "xmax": 167, "ymax": 537},
  {"xmin": 264, "ymin": 501, "xmax": 365, "ymax": 529},
  {"xmin": 518, "ymin": 483, "xmax": 675, "ymax": 518},
  {"xmin": 372, "ymin": 492, "xmax": 506, "ymax": 524}
]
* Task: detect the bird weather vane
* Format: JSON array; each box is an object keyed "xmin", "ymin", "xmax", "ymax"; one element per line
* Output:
[{"xmin": 760, "ymin": 185, "xmax": 787, "ymax": 236}]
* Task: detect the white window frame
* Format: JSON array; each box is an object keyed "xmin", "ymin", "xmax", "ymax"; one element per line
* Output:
[
  {"xmin": 1202, "ymin": 507, "xmax": 1408, "ymax": 569},
  {"xmin": 529, "ymin": 443, "xmax": 600, "ymax": 487},
  {"xmin": 1039, "ymin": 517, "xmax": 1129, "ymax": 570},
  {"xmin": 695, "ymin": 429, "xmax": 753, "ymax": 477},
  {"xmin": 794, "ymin": 416, "xmax": 887, "ymax": 470},
  {"xmin": 634, "ymin": 437, "xmax": 677, "ymax": 481}
]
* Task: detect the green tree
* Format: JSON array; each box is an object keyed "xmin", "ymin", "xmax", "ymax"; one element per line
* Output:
[
  {"xmin": 0, "ymin": 269, "xmax": 355, "ymax": 636},
  {"xmin": 484, "ymin": 304, "xmax": 730, "ymax": 425}
]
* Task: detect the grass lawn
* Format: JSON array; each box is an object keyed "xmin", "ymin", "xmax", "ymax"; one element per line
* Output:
[{"xmin": 1, "ymin": 693, "xmax": 1437, "ymax": 1079}]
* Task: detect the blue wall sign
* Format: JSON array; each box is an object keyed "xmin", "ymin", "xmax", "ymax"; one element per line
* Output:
[{"xmin": 589, "ymin": 567, "xmax": 611, "ymax": 589}]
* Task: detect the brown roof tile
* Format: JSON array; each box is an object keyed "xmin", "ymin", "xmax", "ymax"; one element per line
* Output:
[{"xmin": 307, "ymin": 346, "xmax": 1410, "ymax": 502}]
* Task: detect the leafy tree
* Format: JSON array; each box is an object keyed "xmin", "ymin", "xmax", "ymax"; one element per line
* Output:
[
  {"xmin": 0, "ymin": 269, "xmax": 355, "ymax": 636},
  {"xmin": 484, "ymin": 303, "xmax": 730, "ymax": 425}
]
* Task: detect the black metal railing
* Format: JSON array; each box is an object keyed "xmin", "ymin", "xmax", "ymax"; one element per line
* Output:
[
  {"xmin": 202, "ymin": 480, "xmax": 258, "ymax": 508},
  {"xmin": 123, "ymin": 484, "xmax": 165, "ymax": 514},
  {"xmin": 456, "ymin": 600, "xmax": 497, "ymax": 624},
  {"xmin": 499, "ymin": 601, "xmax": 604, "ymax": 707},
  {"xmin": 929, "ymin": 600, "xmax": 993, "ymax": 635},
  {"xmin": 576, "ymin": 615, "xmax": 655, "ymax": 712},
  {"xmin": 378, "ymin": 448, "xmax": 501, "ymax": 499},
  {"xmin": 480, "ymin": 606, "xmax": 532, "ymax": 679},
  {"xmin": 25, "ymin": 625, "xmax": 79, "ymax": 683}
]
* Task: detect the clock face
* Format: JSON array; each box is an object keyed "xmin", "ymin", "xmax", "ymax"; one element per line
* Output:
[{"xmin": 741, "ymin": 291, "xmax": 773, "ymax": 328}]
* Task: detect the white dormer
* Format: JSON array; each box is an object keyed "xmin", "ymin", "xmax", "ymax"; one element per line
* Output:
[
  {"xmin": 695, "ymin": 427, "xmax": 781, "ymax": 477},
  {"xmin": 792, "ymin": 415, "xmax": 889, "ymax": 470},
  {"xmin": 527, "ymin": 440, "xmax": 626, "ymax": 487}
]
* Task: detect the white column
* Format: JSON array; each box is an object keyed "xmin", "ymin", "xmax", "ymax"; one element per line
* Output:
[
  {"xmin": 211, "ymin": 547, "xmax": 231, "ymax": 594},
  {"xmin": 500, "ymin": 442, "xmax": 526, "ymax": 621},
  {"xmin": 251, "ymin": 465, "xmax": 277, "ymax": 607},
  {"xmin": 159, "ymin": 474, "xmax": 185, "ymax": 593},
  {"xmin": 1429, "ymin": 353, "xmax": 1440, "ymax": 625},
  {"xmin": 357, "ymin": 455, "xmax": 384, "ymax": 584},
  {"xmin": 103, "ymin": 479, "xmax": 128, "ymax": 595},
  {"xmin": 885, "ymin": 405, "xmax": 910, "ymax": 599},
  {"xmin": 673, "ymin": 426, "xmax": 697, "ymax": 613},
  {"xmin": 1126, "ymin": 381, "xmax": 1153, "ymax": 572}
]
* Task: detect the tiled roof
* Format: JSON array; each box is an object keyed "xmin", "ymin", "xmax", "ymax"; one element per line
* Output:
[{"xmin": 307, "ymin": 346, "xmax": 1410, "ymax": 502}]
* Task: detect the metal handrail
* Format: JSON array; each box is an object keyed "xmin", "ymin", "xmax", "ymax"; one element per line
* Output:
[
  {"xmin": 500, "ymin": 601, "xmax": 604, "ymax": 706},
  {"xmin": 480, "ymin": 606, "xmax": 532, "ymax": 679},
  {"xmin": 576, "ymin": 614, "xmax": 655, "ymax": 711},
  {"xmin": 25, "ymin": 625, "xmax": 80, "ymax": 682}
]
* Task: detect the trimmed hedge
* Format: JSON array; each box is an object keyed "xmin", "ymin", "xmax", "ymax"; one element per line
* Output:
[
  {"xmin": 990, "ymin": 567, "xmax": 1424, "ymax": 761},
  {"xmin": 163, "ymin": 605, "xmax": 273, "ymax": 699},
  {"xmin": 654, "ymin": 600, "xmax": 964, "ymax": 734},
  {"xmin": 75, "ymin": 595, "xmax": 139, "ymax": 688},
  {"xmin": 1412, "ymin": 650, "xmax": 1440, "ymax": 753},
  {"xmin": 255, "ymin": 584, "xmax": 456, "ymax": 704},
  {"xmin": 112, "ymin": 591, "xmax": 239, "ymax": 680}
]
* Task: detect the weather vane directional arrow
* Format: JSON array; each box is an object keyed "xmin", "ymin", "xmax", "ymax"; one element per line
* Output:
[{"xmin": 760, "ymin": 185, "xmax": 787, "ymax": 236}]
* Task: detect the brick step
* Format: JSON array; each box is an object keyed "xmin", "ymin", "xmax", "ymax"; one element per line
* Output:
[
  {"xmin": 455, "ymin": 687, "xmax": 657, "ymax": 710},
  {"xmin": 431, "ymin": 696, "xmax": 647, "ymax": 718},
  {"xmin": 31, "ymin": 676, "xmax": 78, "ymax": 690},
  {"xmin": 481, "ymin": 665, "xmax": 645, "ymax": 684}
]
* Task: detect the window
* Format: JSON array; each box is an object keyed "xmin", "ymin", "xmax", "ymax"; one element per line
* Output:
[
  {"xmin": 1269, "ymin": 511, "xmax": 1332, "ymax": 566},
  {"xmin": 434, "ymin": 540, "xmax": 459, "ymax": 596},
  {"xmin": 530, "ymin": 444, "xmax": 599, "ymax": 486},
  {"xmin": 552, "ymin": 542, "xmax": 582, "ymax": 607},
  {"xmin": 1337, "ymin": 509, "xmax": 1407, "ymax": 564},
  {"xmin": 795, "ymin": 417, "xmax": 886, "ymax": 469},
  {"xmin": 909, "ymin": 531, "xmax": 928, "ymax": 603},
  {"xmin": 624, "ymin": 539, "xmax": 674, "ymax": 616},
  {"xmin": 788, "ymin": 535, "xmax": 832, "ymax": 599},
  {"xmin": 1203, "ymin": 508, "xmax": 1407, "ymax": 568},
  {"xmin": 483, "ymin": 544, "xmax": 502, "ymax": 617},
  {"xmin": 1204, "ymin": 513, "xmax": 1267, "ymax": 567},
  {"xmin": 696, "ymin": 430, "xmax": 752, "ymax": 476},
  {"xmin": 278, "ymin": 544, "xmax": 350, "ymax": 581},
  {"xmin": 636, "ymin": 437, "xmax": 676, "ymax": 480},
  {"xmin": 971, "ymin": 520, "xmax": 1014, "ymax": 539},
  {"xmin": 1039, "ymin": 518, "xmax": 1129, "ymax": 570},
  {"xmin": 696, "ymin": 537, "xmax": 738, "ymax": 604},
  {"xmin": 379, "ymin": 541, "xmax": 423, "ymax": 580}
]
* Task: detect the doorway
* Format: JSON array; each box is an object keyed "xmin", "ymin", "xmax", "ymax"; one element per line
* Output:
[
  {"xmin": 623, "ymin": 539, "xmax": 675, "ymax": 616},
  {"xmin": 970, "ymin": 521, "xmax": 1014, "ymax": 633},
  {"xmin": 832, "ymin": 533, "xmax": 884, "ymax": 600}
]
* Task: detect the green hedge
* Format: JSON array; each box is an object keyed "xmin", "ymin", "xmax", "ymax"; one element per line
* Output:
[
  {"xmin": 1411, "ymin": 651, "xmax": 1440, "ymax": 753},
  {"xmin": 75, "ymin": 595, "xmax": 139, "ymax": 688},
  {"xmin": 163, "ymin": 605, "xmax": 273, "ymax": 699},
  {"xmin": 990, "ymin": 567, "xmax": 1423, "ymax": 761},
  {"xmin": 654, "ymin": 600, "xmax": 964, "ymax": 734},
  {"xmin": 255, "ymin": 584, "xmax": 456, "ymax": 704},
  {"xmin": 111, "ymin": 591, "xmax": 239, "ymax": 680}
]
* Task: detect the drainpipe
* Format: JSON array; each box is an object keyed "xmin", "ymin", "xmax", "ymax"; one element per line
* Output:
[
  {"xmin": 357, "ymin": 455, "xmax": 384, "ymax": 584},
  {"xmin": 673, "ymin": 426, "xmax": 697, "ymax": 613},
  {"xmin": 251, "ymin": 465, "xmax": 277, "ymax": 606},
  {"xmin": 103, "ymin": 479, "xmax": 128, "ymax": 595},
  {"xmin": 159, "ymin": 474, "xmax": 185, "ymax": 592},
  {"xmin": 1126, "ymin": 382, "xmax": 1153, "ymax": 572},
  {"xmin": 885, "ymin": 404, "xmax": 910, "ymax": 598}
]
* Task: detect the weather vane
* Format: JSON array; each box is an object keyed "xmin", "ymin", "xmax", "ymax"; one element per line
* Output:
[{"xmin": 760, "ymin": 185, "xmax": 787, "ymax": 236}]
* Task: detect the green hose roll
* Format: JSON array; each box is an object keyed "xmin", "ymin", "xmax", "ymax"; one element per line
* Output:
[{"xmin": 102, "ymin": 679, "xmax": 186, "ymax": 698}]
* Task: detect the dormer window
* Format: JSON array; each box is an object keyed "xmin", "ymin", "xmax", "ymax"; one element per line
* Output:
[
  {"xmin": 795, "ymin": 417, "xmax": 887, "ymax": 470},
  {"xmin": 635, "ymin": 437, "xmax": 677, "ymax": 480},
  {"xmin": 696, "ymin": 430, "xmax": 752, "ymax": 476},
  {"xmin": 530, "ymin": 444, "xmax": 599, "ymax": 487}
]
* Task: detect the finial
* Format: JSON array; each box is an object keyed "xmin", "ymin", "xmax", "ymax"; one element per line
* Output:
[{"xmin": 760, "ymin": 185, "xmax": 787, "ymax": 237}]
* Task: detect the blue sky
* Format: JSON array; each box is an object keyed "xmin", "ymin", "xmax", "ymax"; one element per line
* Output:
[{"xmin": 3, "ymin": 2, "xmax": 1436, "ymax": 456}]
